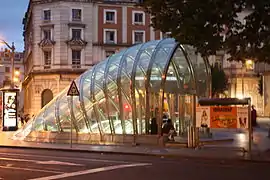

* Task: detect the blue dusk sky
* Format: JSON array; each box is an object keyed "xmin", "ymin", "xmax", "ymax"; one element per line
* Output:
[{"xmin": 0, "ymin": 0, "xmax": 29, "ymax": 52}]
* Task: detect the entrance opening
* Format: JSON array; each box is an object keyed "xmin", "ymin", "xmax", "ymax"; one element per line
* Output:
[{"xmin": 162, "ymin": 47, "xmax": 195, "ymax": 137}]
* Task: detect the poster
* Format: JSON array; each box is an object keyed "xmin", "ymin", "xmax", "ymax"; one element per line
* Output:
[
  {"xmin": 196, "ymin": 106, "xmax": 249, "ymax": 129},
  {"xmin": 237, "ymin": 107, "xmax": 249, "ymax": 129},
  {"xmin": 196, "ymin": 106, "xmax": 210, "ymax": 128},
  {"xmin": 210, "ymin": 106, "xmax": 237, "ymax": 128},
  {"xmin": 3, "ymin": 91, "xmax": 17, "ymax": 129}
]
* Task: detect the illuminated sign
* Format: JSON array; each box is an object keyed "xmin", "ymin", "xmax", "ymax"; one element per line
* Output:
[{"xmin": 3, "ymin": 91, "xmax": 18, "ymax": 130}]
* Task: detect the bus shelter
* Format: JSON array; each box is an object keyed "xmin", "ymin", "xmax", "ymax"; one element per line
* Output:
[{"xmin": 196, "ymin": 98, "xmax": 252, "ymax": 154}]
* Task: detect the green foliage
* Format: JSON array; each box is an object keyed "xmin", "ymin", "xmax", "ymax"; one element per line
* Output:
[
  {"xmin": 211, "ymin": 65, "xmax": 228, "ymax": 97},
  {"xmin": 141, "ymin": 0, "xmax": 270, "ymax": 62},
  {"xmin": 258, "ymin": 74, "xmax": 263, "ymax": 96}
]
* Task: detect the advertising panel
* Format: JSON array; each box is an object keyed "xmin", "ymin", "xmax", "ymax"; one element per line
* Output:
[
  {"xmin": 237, "ymin": 106, "xmax": 249, "ymax": 129},
  {"xmin": 196, "ymin": 106, "xmax": 249, "ymax": 129},
  {"xmin": 210, "ymin": 106, "xmax": 237, "ymax": 128},
  {"xmin": 3, "ymin": 91, "xmax": 18, "ymax": 130},
  {"xmin": 196, "ymin": 106, "xmax": 210, "ymax": 128}
]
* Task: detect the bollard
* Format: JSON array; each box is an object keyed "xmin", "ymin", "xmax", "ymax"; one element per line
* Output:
[
  {"xmin": 187, "ymin": 126, "xmax": 194, "ymax": 148},
  {"xmin": 193, "ymin": 127, "xmax": 199, "ymax": 148}
]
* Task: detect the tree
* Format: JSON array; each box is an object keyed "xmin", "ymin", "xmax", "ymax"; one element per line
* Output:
[
  {"xmin": 211, "ymin": 65, "xmax": 228, "ymax": 97},
  {"xmin": 141, "ymin": 0, "xmax": 270, "ymax": 62}
]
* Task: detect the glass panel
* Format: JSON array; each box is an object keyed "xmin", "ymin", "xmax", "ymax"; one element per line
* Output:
[
  {"xmin": 167, "ymin": 47, "xmax": 195, "ymax": 136},
  {"xmin": 105, "ymin": 52, "xmax": 123, "ymax": 133},
  {"xmin": 134, "ymin": 41, "xmax": 160, "ymax": 134},
  {"xmin": 92, "ymin": 61, "xmax": 112, "ymax": 134},
  {"xmin": 58, "ymin": 94, "xmax": 72, "ymax": 132},
  {"xmin": 183, "ymin": 45, "xmax": 209, "ymax": 97},
  {"xmin": 43, "ymin": 99, "xmax": 58, "ymax": 132},
  {"xmin": 119, "ymin": 44, "xmax": 143, "ymax": 134},
  {"xmin": 31, "ymin": 109, "xmax": 46, "ymax": 131},
  {"xmin": 149, "ymin": 39, "xmax": 175, "ymax": 131},
  {"xmin": 81, "ymin": 69, "xmax": 95, "ymax": 132},
  {"xmin": 72, "ymin": 94, "xmax": 88, "ymax": 133}
]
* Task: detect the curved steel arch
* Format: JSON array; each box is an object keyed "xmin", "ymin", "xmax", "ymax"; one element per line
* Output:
[
  {"xmin": 157, "ymin": 42, "xmax": 180, "ymax": 135},
  {"xmin": 130, "ymin": 40, "xmax": 162, "ymax": 135},
  {"xmin": 89, "ymin": 65, "xmax": 103, "ymax": 135},
  {"xmin": 78, "ymin": 71, "xmax": 92, "ymax": 133},
  {"xmin": 117, "ymin": 44, "xmax": 143, "ymax": 134},
  {"xmin": 144, "ymin": 38, "xmax": 176, "ymax": 135}
]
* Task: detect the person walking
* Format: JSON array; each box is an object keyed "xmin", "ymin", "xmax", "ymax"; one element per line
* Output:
[{"xmin": 251, "ymin": 105, "xmax": 257, "ymax": 127}]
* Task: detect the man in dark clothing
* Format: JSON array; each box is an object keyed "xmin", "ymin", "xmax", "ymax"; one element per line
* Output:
[
  {"xmin": 162, "ymin": 119, "xmax": 175, "ymax": 141},
  {"xmin": 150, "ymin": 118, "xmax": 158, "ymax": 134},
  {"xmin": 251, "ymin": 105, "xmax": 257, "ymax": 127}
]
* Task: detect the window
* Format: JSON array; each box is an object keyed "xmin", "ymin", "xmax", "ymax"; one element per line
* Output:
[
  {"xmin": 5, "ymin": 67, "xmax": 10, "ymax": 73},
  {"xmin": 133, "ymin": 31, "xmax": 145, "ymax": 44},
  {"xmin": 43, "ymin": 29, "xmax": 51, "ymax": 40},
  {"xmin": 72, "ymin": 50, "xmax": 81, "ymax": 68},
  {"xmin": 43, "ymin": 10, "xmax": 51, "ymax": 21},
  {"xmin": 105, "ymin": 51, "xmax": 115, "ymax": 58},
  {"xmin": 104, "ymin": 29, "xmax": 117, "ymax": 44},
  {"xmin": 15, "ymin": 67, "xmax": 20, "ymax": 71},
  {"xmin": 72, "ymin": 29, "xmax": 81, "ymax": 40},
  {"xmin": 44, "ymin": 51, "xmax": 51, "ymax": 68},
  {"xmin": 72, "ymin": 9, "xmax": 82, "ymax": 21},
  {"xmin": 104, "ymin": 10, "xmax": 116, "ymax": 24},
  {"xmin": 133, "ymin": 11, "xmax": 145, "ymax": 25}
]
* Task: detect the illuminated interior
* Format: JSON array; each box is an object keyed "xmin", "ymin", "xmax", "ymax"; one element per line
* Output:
[{"xmin": 17, "ymin": 38, "xmax": 211, "ymax": 137}]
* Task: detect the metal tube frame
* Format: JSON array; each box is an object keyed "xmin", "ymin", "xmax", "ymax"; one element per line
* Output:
[
  {"xmin": 130, "ymin": 42, "xmax": 153, "ymax": 137},
  {"xmin": 79, "ymin": 72, "xmax": 92, "ymax": 133},
  {"xmin": 145, "ymin": 39, "xmax": 168, "ymax": 136},
  {"xmin": 90, "ymin": 66, "xmax": 103, "ymax": 136},
  {"xmin": 103, "ymin": 57, "xmax": 115, "ymax": 135},
  {"xmin": 179, "ymin": 45, "xmax": 198, "ymax": 148},
  {"xmin": 55, "ymin": 96, "xmax": 63, "ymax": 132},
  {"xmin": 158, "ymin": 43, "xmax": 180, "ymax": 137}
]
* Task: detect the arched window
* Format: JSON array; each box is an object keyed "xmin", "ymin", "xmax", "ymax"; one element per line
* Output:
[{"xmin": 41, "ymin": 89, "xmax": 53, "ymax": 108}]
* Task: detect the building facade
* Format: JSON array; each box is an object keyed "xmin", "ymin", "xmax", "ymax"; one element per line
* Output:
[
  {"xmin": 23, "ymin": 0, "xmax": 162, "ymax": 117},
  {"xmin": 0, "ymin": 50, "xmax": 25, "ymax": 119},
  {"xmin": 0, "ymin": 50, "xmax": 24, "ymax": 87},
  {"xmin": 211, "ymin": 53, "xmax": 264, "ymax": 116}
]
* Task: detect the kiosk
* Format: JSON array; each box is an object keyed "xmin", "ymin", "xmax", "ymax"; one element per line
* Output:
[{"xmin": 1, "ymin": 88, "xmax": 19, "ymax": 131}]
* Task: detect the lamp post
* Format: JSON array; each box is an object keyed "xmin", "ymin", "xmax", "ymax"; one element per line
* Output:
[{"xmin": 0, "ymin": 40, "xmax": 15, "ymax": 88}]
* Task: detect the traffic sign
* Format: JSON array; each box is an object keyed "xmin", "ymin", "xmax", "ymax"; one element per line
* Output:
[{"xmin": 67, "ymin": 80, "xmax": 80, "ymax": 96}]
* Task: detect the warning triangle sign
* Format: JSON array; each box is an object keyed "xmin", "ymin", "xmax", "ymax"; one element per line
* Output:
[{"xmin": 67, "ymin": 80, "xmax": 80, "ymax": 96}]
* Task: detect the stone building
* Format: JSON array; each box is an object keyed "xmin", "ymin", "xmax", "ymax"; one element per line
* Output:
[
  {"xmin": 22, "ymin": 0, "xmax": 162, "ymax": 116},
  {"xmin": 0, "ymin": 51, "xmax": 25, "ymax": 117},
  {"xmin": 212, "ymin": 53, "xmax": 264, "ymax": 115}
]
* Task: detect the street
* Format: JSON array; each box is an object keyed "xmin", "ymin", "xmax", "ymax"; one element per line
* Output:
[{"xmin": 0, "ymin": 148, "xmax": 268, "ymax": 180}]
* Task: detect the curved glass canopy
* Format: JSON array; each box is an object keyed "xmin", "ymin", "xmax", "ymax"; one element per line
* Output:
[{"xmin": 18, "ymin": 38, "xmax": 210, "ymax": 137}]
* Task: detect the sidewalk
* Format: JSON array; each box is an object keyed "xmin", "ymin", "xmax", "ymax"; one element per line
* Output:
[{"xmin": 1, "ymin": 129, "xmax": 270, "ymax": 163}]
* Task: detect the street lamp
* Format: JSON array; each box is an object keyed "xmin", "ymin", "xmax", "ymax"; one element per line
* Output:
[
  {"xmin": 241, "ymin": 59, "xmax": 254, "ymax": 98},
  {"xmin": 0, "ymin": 40, "xmax": 15, "ymax": 88}
]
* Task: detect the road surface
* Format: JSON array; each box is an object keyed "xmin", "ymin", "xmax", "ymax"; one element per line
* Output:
[{"xmin": 0, "ymin": 148, "xmax": 269, "ymax": 180}]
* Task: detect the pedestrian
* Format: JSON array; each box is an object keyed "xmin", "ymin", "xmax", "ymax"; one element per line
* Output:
[
  {"xmin": 251, "ymin": 105, "xmax": 257, "ymax": 127},
  {"xmin": 150, "ymin": 118, "xmax": 158, "ymax": 135},
  {"xmin": 162, "ymin": 119, "xmax": 176, "ymax": 141}
]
